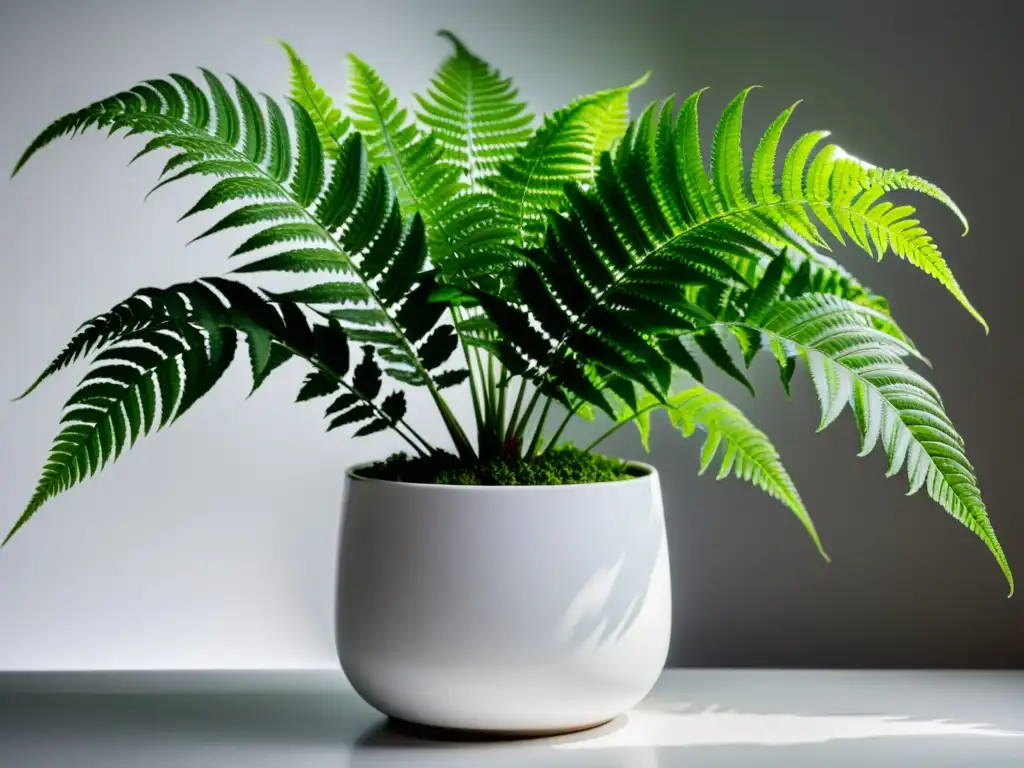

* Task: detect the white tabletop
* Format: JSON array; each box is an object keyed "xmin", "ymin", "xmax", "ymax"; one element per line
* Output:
[{"xmin": 0, "ymin": 669, "xmax": 1021, "ymax": 766}]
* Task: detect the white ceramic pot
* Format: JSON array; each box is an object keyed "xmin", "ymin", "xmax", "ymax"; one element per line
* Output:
[{"xmin": 334, "ymin": 462, "xmax": 672, "ymax": 735}]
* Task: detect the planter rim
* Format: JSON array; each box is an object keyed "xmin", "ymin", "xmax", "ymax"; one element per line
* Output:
[{"xmin": 345, "ymin": 459, "xmax": 658, "ymax": 491}]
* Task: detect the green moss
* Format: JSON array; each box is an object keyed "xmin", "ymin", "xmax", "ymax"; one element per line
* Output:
[{"xmin": 355, "ymin": 446, "xmax": 639, "ymax": 486}]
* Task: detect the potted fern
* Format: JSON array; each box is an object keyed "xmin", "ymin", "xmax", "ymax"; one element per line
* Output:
[{"xmin": 6, "ymin": 31, "xmax": 1011, "ymax": 735}]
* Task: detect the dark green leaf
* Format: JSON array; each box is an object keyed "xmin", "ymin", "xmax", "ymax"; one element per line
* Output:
[
  {"xmin": 278, "ymin": 300, "xmax": 313, "ymax": 356},
  {"xmin": 396, "ymin": 275, "xmax": 447, "ymax": 344},
  {"xmin": 342, "ymin": 167, "xmax": 391, "ymax": 255},
  {"xmin": 746, "ymin": 251, "xmax": 787, "ymax": 323},
  {"xmin": 353, "ymin": 345, "xmax": 381, "ymax": 399},
  {"xmin": 380, "ymin": 391, "xmax": 407, "ymax": 422},
  {"xmin": 170, "ymin": 74, "xmax": 209, "ymax": 130},
  {"xmin": 232, "ymin": 248, "xmax": 351, "ymax": 275},
  {"xmin": 312, "ymin": 320, "xmax": 350, "ymax": 375},
  {"xmin": 231, "ymin": 223, "xmax": 330, "ymax": 256},
  {"xmin": 378, "ymin": 215, "xmax": 428, "ymax": 305},
  {"xmin": 327, "ymin": 404, "xmax": 375, "ymax": 431},
  {"xmin": 276, "ymin": 282, "xmax": 370, "ymax": 304},
  {"xmin": 233, "ymin": 76, "xmax": 266, "ymax": 163},
  {"xmin": 325, "ymin": 392, "xmax": 360, "ymax": 416},
  {"xmin": 418, "ymin": 324, "xmax": 458, "ymax": 370},
  {"xmin": 434, "ymin": 369, "xmax": 470, "ymax": 390},
  {"xmin": 358, "ymin": 201, "xmax": 404, "ymax": 280},
  {"xmin": 354, "ymin": 418, "xmax": 392, "ymax": 437},
  {"xmin": 289, "ymin": 99, "xmax": 325, "ymax": 206},
  {"xmin": 180, "ymin": 176, "xmax": 283, "ymax": 219},
  {"xmin": 191, "ymin": 203, "xmax": 301, "ymax": 244},
  {"xmin": 201, "ymin": 69, "xmax": 241, "ymax": 146},
  {"xmin": 250, "ymin": 341, "xmax": 292, "ymax": 393},
  {"xmin": 317, "ymin": 132, "xmax": 367, "ymax": 230},
  {"xmin": 297, "ymin": 370, "xmax": 339, "ymax": 401},
  {"xmin": 605, "ymin": 374, "xmax": 638, "ymax": 412},
  {"xmin": 265, "ymin": 96, "xmax": 292, "ymax": 182},
  {"xmin": 694, "ymin": 329, "xmax": 755, "ymax": 395},
  {"xmin": 203, "ymin": 277, "xmax": 285, "ymax": 337}
]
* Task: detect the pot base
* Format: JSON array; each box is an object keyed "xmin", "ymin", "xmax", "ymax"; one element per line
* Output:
[{"xmin": 384, "ymin": 714, "xmax": 615, "ymax": 741}]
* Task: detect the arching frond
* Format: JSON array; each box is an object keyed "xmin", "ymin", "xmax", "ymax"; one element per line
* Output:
[
  {"xmin": 782, "ymin": 249, "xmax": 918, "ymax": 353},
  {"xmin": 481, "ymin": 82, "xmax": 979, "ymax": 401},
  {"xmin": 635, "ymin": 385, "xmax": 826, "ymax": 559},
  {"xmin": 4, "ymin": 276, "xmax": 423, "ymax": 544},
  {"xmin": 12, "ymin": 71, "xmax": 473, "ymax": 457},
  {"xmin": 726, "ymin": 246, "xmax": 918, "ymax": 375},
  {"xmin": 724, "ymin": 293, "xmax": 1010, "ymax": 593},
  {"xmin": 6, "ymin": 324, "xmax": 237, "ymax": 544},
  {"xmin": 13, "ymin": 293, "xmax": 165, "ymax": 400},
  {"xmin": 646, "ymin": 89, "xmax": 982, "ymax": 329}
]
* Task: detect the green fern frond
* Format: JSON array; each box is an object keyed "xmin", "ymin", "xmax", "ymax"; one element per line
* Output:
[
  {"xmin": 12, "ymin": 72, "xmax": 474, "ymax": 458},
  {"xmin": 781, "ymin": 248, "xmax": 919, "ymax": 354},
  {"xmin": 620, "ymin": 91, "xmax": 982, "ymax": 329},
  {"xmin": 489, "ymin": 86, "xmax": 980, "ymax": 405},
  {"xmin": 13, "ymin": 293, "xmax": 165, "ymax": 400},
  {"xmin": 11, "ymin": 92, "xmax": 129, "ymax": 176},
  {"xmin": 725, "ymin": 293, "xmax": 1011, "ymax": 593},
  {"xmin": 652, "ymin": 385, "xmax": 827, "ymax": 560},
  {"xmin": 4, "ymin": 276, "xmax": 429, "ymax": 544},
  {"xmin": 346, "ymin": 53, "xmax": 462, "ymax": 216},
  {"xmin": 5, "ymin": 323, "xmax": 237, "ymax": 544},
  {"xmin": 481, "ymin": 73, "xmax": 649, "ymax": 250},
  {"xmin": 857, "ymin": 164, "xmax": 968, "ymax": 235},
  {"xmin": 473, "ymin": 287, "xmax": 617, "ymax": 419},
  {"xmin": 416, "ymin": 30, "xmax": 534, "ymax": 187},
  {"xmin": 346, "ymin": 52, "xmax": 497, "ymax": 279},
  {"xmin": 16, "ymin": 75, "xmax": 444, "ymax": 373},
  {"xmin": 279, "ymin": 41, "xmax": 350, "ymax": 157}
]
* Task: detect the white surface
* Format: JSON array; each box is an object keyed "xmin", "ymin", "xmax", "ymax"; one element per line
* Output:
[
  {"xmin": 0, "ymin": 669, "xmax": 1021, "ymax": 766},
  {"xmin": 336, "ymin": 467, "xmax": 671, "ymax": 731}
]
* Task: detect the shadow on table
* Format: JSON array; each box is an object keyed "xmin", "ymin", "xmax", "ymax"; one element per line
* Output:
[
  {"xmin": 0, "ymin": 674, "xmax": 368, "ymax": 747},
  {"xmin": 0, "ymin": 670, "xmax": 1020, "ymax": 767},
  {"xmin": 347, "ymin": 673, "xmax": 1022, "ymax": 767}
]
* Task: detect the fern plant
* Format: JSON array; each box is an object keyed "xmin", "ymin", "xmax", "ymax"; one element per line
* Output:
[{"xmin": 5, "ymin": 32, "xmax": 1012, "ymax": 594}]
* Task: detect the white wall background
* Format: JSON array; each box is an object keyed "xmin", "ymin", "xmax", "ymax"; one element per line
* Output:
[
  {"xmin": 0, "ymin": 0, "xmax": 545, "ymax": 669},
  {"xmin": 1, "ymin": 0, "xmax": 1021, "ymax": 670}
]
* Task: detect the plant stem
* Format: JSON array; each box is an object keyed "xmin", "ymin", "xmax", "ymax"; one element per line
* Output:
[
  {"xmin": 391, "ymin": 413, "xmax": 435, "ymax": 456},
  {"xmin": 582, "ymin": 401, "xmax": 663, "ymax": 453},
  {"xmin": 514, "ymin": 387, "xmax": 544, "ymax": 444},
  {"xmin": 474, "ymin": 347, "xmax": 489, "ymax": 414},
  {"xmin": 496, "ymin": 363, "xmax": 508, "ymax": 436},
  {"xmin": 453, "ymin": 307, "xmax": 484, "ymax": 441},
  {"xmin": 525, "ymin": 396, "xmax": 554, "ymax": 457},
  {"xmin": 504, "ymin": 378, "xmax": 528, "ymax": 445},
  {"xmin": 543, "ymin": 402, "xmax": 580, "ymax": 454},
  {"xmin": 439, "ymin": 398, "xmax": 476, "ymax": 460},
  {"xmin": 484, "ymin": 348, "xmax": 495, "ymax": 420}
]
